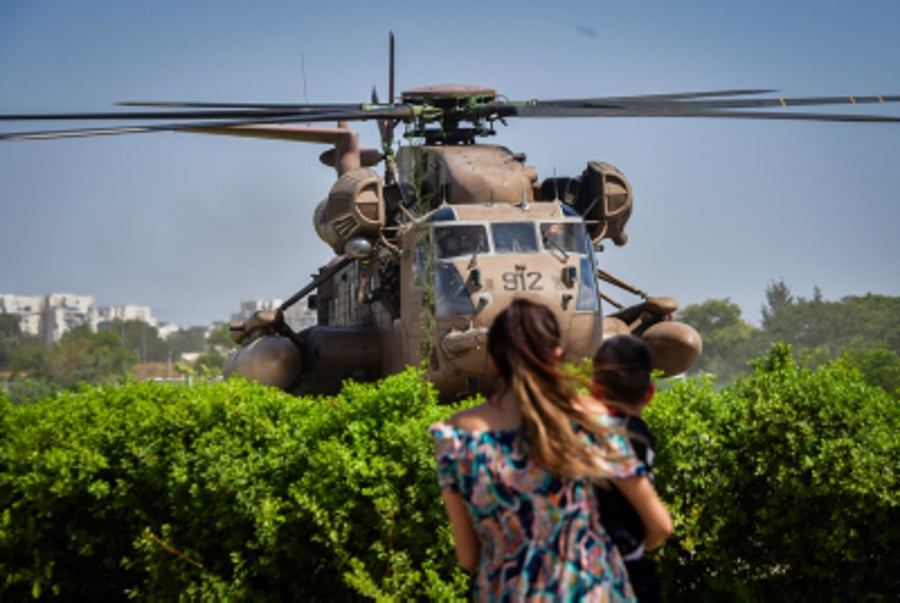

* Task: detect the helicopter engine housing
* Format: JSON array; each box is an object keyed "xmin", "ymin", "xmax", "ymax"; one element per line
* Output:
[
  {"xmin": 575, "ymin": 161, "xmax": 633, "ymax": 245},
  {"xmin": 314, "ymin": 167, "xmax": 385, "ymax": 254}
]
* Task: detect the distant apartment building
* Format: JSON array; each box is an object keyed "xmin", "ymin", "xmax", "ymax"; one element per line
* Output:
[
  {"xmin": 1, "ymin": 293, "xmax": 166, "ymax": 344},
  {"xmin": 97, "ymin": 304, "xmax": 158, "ymax": 328},
  {"xmin": 156, "ymin": 322, "xmax": 180, "ymax": 340},
  {"xmin": 0, "ymin": 294, "xmax": 44, "ymax": 336},
  {"xmin": 40, "ymin": 293, "xmax": 98, "ymax": 345}
]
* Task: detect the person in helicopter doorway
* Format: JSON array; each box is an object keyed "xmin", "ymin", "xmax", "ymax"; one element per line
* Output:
[
  {"xmin": 431, "ymin": 299, "xmax": 672, "ymax": 600},
  {"xmin": 590, "ymin": 334, "xmax": 664, "ymax": 602}
]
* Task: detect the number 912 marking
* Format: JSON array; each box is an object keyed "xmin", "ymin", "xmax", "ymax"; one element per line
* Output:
[{"xmin": 502, "ymin": 272, "xmax": 543, "ymax": 291}]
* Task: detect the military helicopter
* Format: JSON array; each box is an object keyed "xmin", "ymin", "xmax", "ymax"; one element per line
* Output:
[{"xmin": 3, "ymin": 34, "xmax": 900, "ymax": 400}]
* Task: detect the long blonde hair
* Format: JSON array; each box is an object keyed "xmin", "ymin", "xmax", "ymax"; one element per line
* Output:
[{"xmin": 488, "ymin": 299, "xmax": 616, "ymax": 481}]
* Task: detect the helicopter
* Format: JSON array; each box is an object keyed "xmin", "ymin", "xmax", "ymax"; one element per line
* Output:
[{"xmin": 3, "ymin": 35, "xmax": 900, "ymax": 400}]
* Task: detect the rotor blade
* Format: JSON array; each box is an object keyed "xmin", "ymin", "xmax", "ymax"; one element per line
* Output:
[
  {"xmin": 506, "ymin": 102, "xmax": 900, "ymax": 122},
  {"xmin": 117, "ymin": 100, "xmax": 360, "ymax": 110},
  {"xmin": 0, "ymin": 106, "xmax": 416, "ymax": 141},
  {"xmin": 649, "ymin": 109, "xmax": 900, "ymax": 123},
  {"xmin": 0, "ymin": 107, "xmax": 356, "ymax": 121},
  {"xmin": 503, "ymin": 91, "xmax": 900, "ymax": 118},
  {"xmin": 625, "ymin": 93, "xmax": 900, "ymax": 112},
  {"xmin": 533, "ymin": 89, "xmax": 777, "ymax": 105},
  {"xmin": 501, "ymin": 91, "xmax": 900, "ymax": 121}
]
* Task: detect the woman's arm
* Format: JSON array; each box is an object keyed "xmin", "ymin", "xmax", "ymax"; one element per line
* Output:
[
  {"xmin": 441, "ymin": 489, "xmax": 481, "ymax": 572},
  {"xmin": 616, "ymin": 476, "xmax": 673, "ymax": 549}
]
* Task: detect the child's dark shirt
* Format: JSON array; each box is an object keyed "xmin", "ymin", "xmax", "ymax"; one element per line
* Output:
[
  {"xmin": 596, "ymin": 411, "xmax": 661, "ymax": 602},
  {"xmin": 596, "ymin": 411, "xmax": 656, "ymax": 557}
]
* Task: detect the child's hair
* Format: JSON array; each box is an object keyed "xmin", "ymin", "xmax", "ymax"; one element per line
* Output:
[
  {"xmin": 488, "ymin": 298, "xmax": 617, "ymax": 480},
  {"xmin": 592, "ymin": 335, "xmax": 654, "ymax": 406}
]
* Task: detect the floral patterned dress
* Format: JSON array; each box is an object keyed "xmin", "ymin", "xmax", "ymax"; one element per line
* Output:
[{"xmin": 431, "ymin": 416, "xmax": 645, "ymax": 602}]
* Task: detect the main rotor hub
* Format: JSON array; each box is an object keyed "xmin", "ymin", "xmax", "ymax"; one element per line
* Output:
[{"xmin": 401, "ymin": 84, "xmax": 499, "ymax": 145}]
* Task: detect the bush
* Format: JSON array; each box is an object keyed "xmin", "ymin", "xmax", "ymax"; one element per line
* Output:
[
  {"xmin": 0, "ymin": 368, "xmax": 472, "ymax": 600},
  {"xmin": 648, "ymin": 343, "xmax": 900, "ymax": 601},
  {"xmin": 2, "ymin": 346, "xmax": 897, "ymax": 600}
]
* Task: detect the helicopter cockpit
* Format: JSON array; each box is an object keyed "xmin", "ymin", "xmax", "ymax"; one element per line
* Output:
[{"xmin": 418, "ymin": 209, "xmax": 601, "ymax": 318}]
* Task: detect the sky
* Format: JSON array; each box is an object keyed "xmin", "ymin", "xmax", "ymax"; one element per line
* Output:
[{"xmin": 2, "ymin": 0, "xmax": 899, "ymax": 328}]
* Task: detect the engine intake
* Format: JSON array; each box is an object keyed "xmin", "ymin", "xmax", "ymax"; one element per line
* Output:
[{"xmin": 314, "ymin": 168, "xmax": 385, "ymax": 254}]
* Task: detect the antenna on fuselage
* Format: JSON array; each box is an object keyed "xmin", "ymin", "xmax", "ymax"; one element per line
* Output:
[{"xmin": 553, "ymin": 167, "xmax": 560, "ymax": 201}]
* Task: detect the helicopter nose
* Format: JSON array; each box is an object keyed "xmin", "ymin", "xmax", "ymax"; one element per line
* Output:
[{"xmin": 441, "ymin": 324, "xmax": 490, "ymax": 375}]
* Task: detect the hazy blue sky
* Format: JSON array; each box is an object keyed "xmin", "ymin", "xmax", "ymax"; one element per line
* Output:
[{"xmin": 2, "ymin": 1, "xmax": 899, "ymax": 327}]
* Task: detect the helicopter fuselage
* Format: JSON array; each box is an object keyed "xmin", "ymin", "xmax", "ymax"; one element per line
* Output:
[
  {"xmin": 305, "ymin": 199, "xmax": 602, "ymax": 399},
  {"xmin": 225, "ymin": 142, "xmax": 700, "ymax": 399}
]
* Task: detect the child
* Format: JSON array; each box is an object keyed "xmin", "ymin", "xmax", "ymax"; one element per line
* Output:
[{"xmin": 591, "ymin": 334, "xmax": 662, "ymax": 603}]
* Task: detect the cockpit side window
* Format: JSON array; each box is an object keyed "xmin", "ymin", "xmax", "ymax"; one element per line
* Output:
[{"xmin": 492, "ymin": 222, "xmax": 538, "ymax": 254}]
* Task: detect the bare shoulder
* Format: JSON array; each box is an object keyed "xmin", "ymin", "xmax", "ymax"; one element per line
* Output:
[
  {"xmin": 447, "ymin": 403, "xmax": 494, "ymax": 432},
  {"xmin": 447, "ymin": 402, "xmax": 519, "ymax": 432}
]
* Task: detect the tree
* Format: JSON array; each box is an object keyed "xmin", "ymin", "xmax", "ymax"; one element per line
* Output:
[
  {"xmin": 192, "ymin": 349, "xmax": 228, "ymax": 375},
  {"xmin": 843, "ymin": 348, "xmax": 900, "ymax": 395},
  {"xmin": 760, "ymin": 281, "xmax": 900, "ymax": 362},
  {"xmin": 165, "ymin": 326, "xmax": 209, "ymax": 359},
  {"xmin": 37, "ymin": 325, "xmax": 137, "ymax": 387},
  {"xmin": 99, "ymin": 319, "xmax": 169, "ymax": 362},
  {"xmin": 206, "ymin": 322, "xmax": 238, "ymax": 353},
  {"xmin": 0, "ymin": 313, "xmax": 22, "ymax": 370},
  {"xmin": 677, "ymin": 298, "xmax": 762, "ymax": 384},
  {"xmin": 5, "ymin": 331, "xmax": 46, "ymax": 379},
  {"xmin": 0, "ymin": 314, "xmax": 41, "ymax": 374},
  {"xmin": 761, "ymin": 278, "xmax": 794, "ymax": 326}
]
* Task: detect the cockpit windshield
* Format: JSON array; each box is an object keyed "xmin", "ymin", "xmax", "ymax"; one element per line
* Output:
[
  {"xmin": 433, "ymin": 224, "xmax": 489, "ymax": 259},
  {"xmin": 492, "ymin": 222, "xmax": 538, "ymax": 254},
  {"xmin": 432, "ymin": 221, "xmax": 591, "ymax": 258},
  {"xmin": 540, "ymin": 222, "xmax": 591, "ymax": 255}
]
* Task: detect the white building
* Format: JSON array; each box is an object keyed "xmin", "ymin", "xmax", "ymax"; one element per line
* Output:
[
  {"xmin": 97, "ymin": 304, "xmax": 158, "ymax": 328},
  {"xmin": 43, "ymin": 293, "xmax": 98, "ymax": 344},
  {"xmin": 156, "ymin": 321, "xmax": 181, "ymax": 340},
  {"xmin": 2, "ymin": 293, "xmax": 169, "ymax": 344},
  {"xmin": 0, "ymin": 294, "xmax": 44, "ymax": 336}
]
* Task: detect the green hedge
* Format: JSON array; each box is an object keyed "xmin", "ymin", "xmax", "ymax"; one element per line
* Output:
[
  {"xmin": 648, "ymin": 343, "xmax": 899, "ymax": 601},
  {"xmin": 0, "ymin": 368, "xmax": 471, "ymax": 600},
  {"xmin": 1, "ymin": 346, "xmax": 897, "ymax": 600}
]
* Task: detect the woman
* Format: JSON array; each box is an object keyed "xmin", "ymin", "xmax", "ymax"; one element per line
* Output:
[{"xmin": 431, "ymin": 299, "xmax": 672, "ymax": 601}]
